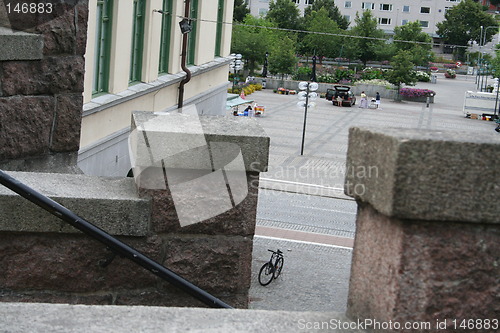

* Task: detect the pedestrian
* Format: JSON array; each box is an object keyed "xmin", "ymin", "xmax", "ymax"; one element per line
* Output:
[
  {"xmin": 336, "ymin": 94, "xmax": 343, "ymax": 107},
  {"xmin": 359, "ymin": 91, "xmax": 367, "ymax": 108},
  {"xmin": 375, "ymin": 92, "xmax": 381, "ymax": 109}
]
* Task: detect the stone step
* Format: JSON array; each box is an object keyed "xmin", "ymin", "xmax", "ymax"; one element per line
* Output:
[
  {"xmin": 0, "ymin": 302, "xmax": 365, "ymax": 333},
  {"xmin": 0, "ymin": 171, "xmax": 150, "ymax": 236}
]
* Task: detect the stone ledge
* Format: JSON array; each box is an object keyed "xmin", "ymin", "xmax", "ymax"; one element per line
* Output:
[
  {"xmin": 0, "ymin": 171, "xmax": 150, "ymax": 236},
  {"xmin": 0, "ymin": 302, "xmax": 365, "ymax": 333},
  {"xmin": 131, "ymin": 112, "xmax": 270, "ymax": 172},
  {"xmin": 0, "ymin": 27, "xmax": 43, "ymax": 61},
  {"xmin": 344, "ymin": 126, "xmax": 500, "ymax": 223}
]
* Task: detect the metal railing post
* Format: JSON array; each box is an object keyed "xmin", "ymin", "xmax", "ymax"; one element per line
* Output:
[{"xmin": 0, "ymin": 169, "xmax": 233, "ymax": 309}]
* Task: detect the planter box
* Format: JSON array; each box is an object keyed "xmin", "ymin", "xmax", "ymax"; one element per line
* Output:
[{"xmin": 401, "ymin": 96, "xmax": 434, "ymax": 103}]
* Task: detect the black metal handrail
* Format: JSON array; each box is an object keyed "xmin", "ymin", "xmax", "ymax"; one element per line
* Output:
[{"xmin": 0, "ymin": 169, "xmax": 233, "ymax": 309}]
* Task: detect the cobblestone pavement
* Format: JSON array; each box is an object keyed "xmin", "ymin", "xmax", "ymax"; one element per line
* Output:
[{"xmin": 247, "ymin": 73, "xmax": 498, "ymax": 312}]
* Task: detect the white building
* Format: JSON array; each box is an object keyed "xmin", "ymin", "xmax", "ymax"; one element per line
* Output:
[
  {"xmin": 79, "ymin": 0, "xmax": 234, "ymax": 177},
  {"xmin": 248, "ymin": 0, "xmax": 463, "ymax": 37}
]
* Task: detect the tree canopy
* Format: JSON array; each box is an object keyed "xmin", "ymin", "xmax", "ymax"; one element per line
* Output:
[
  {"xmin": 436, "ymin": 0, "xmax": 498, "ymax": 59},
  {"xmin": 268, "ymin": 35, "xmax": 297, "ymax": 78},
  {"xmin": 266, "ymin": 0, "xmax": 301, "ymax": 31},
  {"xmin": 303, "ymin": 0, "xmax": 349, "ymax": 30},
  {"xmin": 233, "ymin": 0, "xmax": 250, "ymax": 23},
  {"xmin": 231, "ymin": 15, "xmax": 276, "ymax": 74},
  {"xmin": 345, "ymin": 10, "xmax": 385, "ymax": 66},
  {"xmin": 392, "ymin": 21, "xmax": 434, "ymax": 66},
  {"xmin": 302, "ymin": 8, "xmax": 342, "ymax": 59},
  {"xmin": 386, "ymin": 50, "xmax": 418, "ymax": 99}
]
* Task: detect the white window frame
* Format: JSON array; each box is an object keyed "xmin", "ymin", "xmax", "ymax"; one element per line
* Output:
[
  {"xmin": 402, "ymin": 5, "xmax": 410, "ymax": 13},
  {"xmin": 362, "ymin": 2, "xmax": 375, "ymax": 10},
  {"xmin": 420, "ymin": 7, "xmax": 431, "ymax": 14},
  {"xmin": 379, "ymin": 4, "xmax": 393, "ymax": 11},
  {"xmin": 401, "ymin": 19, "xmax": 408, "ymax": 25},
  {"xmin": 378, "ymin": 17, "xmax": 391, "ymax": 25},
  {"xmin": 344, "ymin": 1, "xmax": 352, "ymax": 8},
  {"xmin": 420, "ymin": 20, "xmax": 429, "ymax": 28}
]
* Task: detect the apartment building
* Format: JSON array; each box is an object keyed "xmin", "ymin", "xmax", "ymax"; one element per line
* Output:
[
  {"xmin": 79, "ymin": 0, "xmax": 234, "ymax": 177},
  {"xmin": 248, "ymin": 0, "xmax": 463, "ymax": 36}
]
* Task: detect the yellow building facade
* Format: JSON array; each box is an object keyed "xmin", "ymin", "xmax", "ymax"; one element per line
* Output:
[{"xmin": 79, "ymin": 0, "xmax": 234, "ymax": 176}]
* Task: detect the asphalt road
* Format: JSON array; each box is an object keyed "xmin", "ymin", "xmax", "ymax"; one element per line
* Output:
[{"xmin": 248, "ymin": 73, "xmax": 498, "ymax": 312}]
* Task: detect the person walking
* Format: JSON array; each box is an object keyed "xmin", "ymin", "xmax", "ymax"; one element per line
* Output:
[
  {"xmin": 359, "ymin": 91, "xmax": 367, "ymax": 108},
  {"xmin": 375, "ymin": 92, "xmax": 381, "ymax": 109}
]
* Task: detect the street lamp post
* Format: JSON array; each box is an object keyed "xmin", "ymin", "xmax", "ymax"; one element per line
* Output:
[
  {"xmin": 230, "ymin": 53, "xmax": 243, "ymax": 92},
  {"xmin": 311, "ymin": 55, "xmax": 317, "ymax": 82},
  {"xmin": 262, "ymin": 51, "xmax": 268, "ymax": 78},
  {"xmin": 477, "ymin": 25, "xmax": 498, "ymax": 91},
  {"xmin": 297, "ymin": 82, "xmax": 318, "ymax": 156}
]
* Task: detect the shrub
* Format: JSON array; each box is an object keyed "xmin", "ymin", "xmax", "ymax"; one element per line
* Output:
[
  {"xmin": 360, "ymin": 67, "xmax": 385, "ymax": 80},
  {"xmin": 415, "ymin": 71, "xmax": 431, "ymax": 82},
  {"xmin": 355, "ymin": 79, "xmax": 393, "ymax": 89},
  {"xmin": 317, "ymin": 74, "xmax": 337, "ymax": 83},
  {"xmin": 293, "ymin": 66, "xmax": 312, "ymax": 80},
  {"xmin": 444, "ymin": 69, "xmax": 456, "ymax": 78}
]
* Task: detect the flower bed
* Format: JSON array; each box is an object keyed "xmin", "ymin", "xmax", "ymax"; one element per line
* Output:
[
  {"xmin": 399, "ymin": 88, "xmax": 436, "ymax": 103},
  {"xmin": 444, "ymin": 69, "xmax": 456, "ymax": 79}
]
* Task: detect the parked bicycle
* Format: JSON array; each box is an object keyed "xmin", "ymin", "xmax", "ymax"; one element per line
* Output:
[{"xmin": 258, "ymin": 249, "xmax": 284, "ymax": 286}]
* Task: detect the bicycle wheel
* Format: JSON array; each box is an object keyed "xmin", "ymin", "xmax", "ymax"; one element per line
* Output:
[
  {"xmin": 274, "ymin": 257, "xmax": 284, "ymax": 279},
  {"xmin": 258, "ymin": 262, "xmax": 274, "ymax": 286}
]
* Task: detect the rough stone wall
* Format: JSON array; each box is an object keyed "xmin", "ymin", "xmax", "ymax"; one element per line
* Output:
[
  {"xmin": 0, "ymin": 176, "xmax": 258, "ymax": 308},
  {"xmin": 0, "ymin": 1, "xmax": 88, "ymax": 163},
  {"xmin": 347, "ymin": 202, "xmax": 500, "ymax": 330},
  {"xmin": 345, "ymin": 127, "xmax": 500, "ymax": 332}
]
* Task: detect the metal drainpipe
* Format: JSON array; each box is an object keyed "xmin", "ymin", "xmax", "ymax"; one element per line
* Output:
[{"xmin": 178, "ymin": 0, "xmax": 192, "ymax": 110}]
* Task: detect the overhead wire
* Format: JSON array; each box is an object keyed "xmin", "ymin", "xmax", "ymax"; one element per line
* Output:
[{"xmin": 161, "ymin": 11, "xmax": 470, "ymax": 50}]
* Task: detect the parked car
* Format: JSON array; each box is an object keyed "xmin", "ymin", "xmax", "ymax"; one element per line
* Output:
[{"xmin": 326, "ymin": 86, "xmax": 356, "ymax": 107}]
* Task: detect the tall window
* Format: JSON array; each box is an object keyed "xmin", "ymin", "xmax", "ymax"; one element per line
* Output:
[
  {"xmin": 215, "ymin": 0, "xmax": 224, "ymax": 57},
  {"xmin": 362, "ymin": 2, "xmax": 375, "ymax": 10},
  {"xmin": 380, "ymin": 4, "xmax": 392, "ymax": 11},
  {"xmin": 378, "ymin": 17, "xmax": 391, "ymax": 25},
  {"xmin": 159, "ymin": 0, "xmax": 173, "ymax": 73},
  {"xmin": 93, "ymin": 0, "xmax": 113, "ymax": 95},
  {"xmin": 187, "ymin": 0, "xmax": 198, "ymax": 65},
  {"xmin": 130, "ymin": 0, "xmax": 146, "ymax": 83}
]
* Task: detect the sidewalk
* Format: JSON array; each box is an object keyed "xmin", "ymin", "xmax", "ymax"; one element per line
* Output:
[{"xmin": 247, "ymin": 73, "xmax": 498, "ymax": 312}]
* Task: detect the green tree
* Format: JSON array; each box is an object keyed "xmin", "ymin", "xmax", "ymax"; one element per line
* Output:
[
  {"xmin": 436, "ymin": 0, "xmax": 498, "ymax": 60},
  {"xmin": 268, "ymin": 35, "xmax": 297, "ymax": 82},
  {"xmin": 392, "ymin": 21, "xmax": 434, "ymax": 66},
  {"xmin": 266, "ymin": 0, "xmax": 301, "ymax": 31},
  {"xmin": 231, "ymin": 15, "xmax": 275, "ymax": 74},
  {"xmin": 346, "ymin": 10, "xmax": 385, "ymax": 66},
  {"xmin": 303, "ymin": 0, "xmax": 349, "ymax": 30},
  {"xmin": 302, "ymin": 8, "xmax": 342, "ymax": 59},
  {"xmin": 386, "ymin": 50, "xmax": 418, "ymax": 100},
  {"xmin": 233, "ymin": 0, "xmax": 250, "ymax": 22}
]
